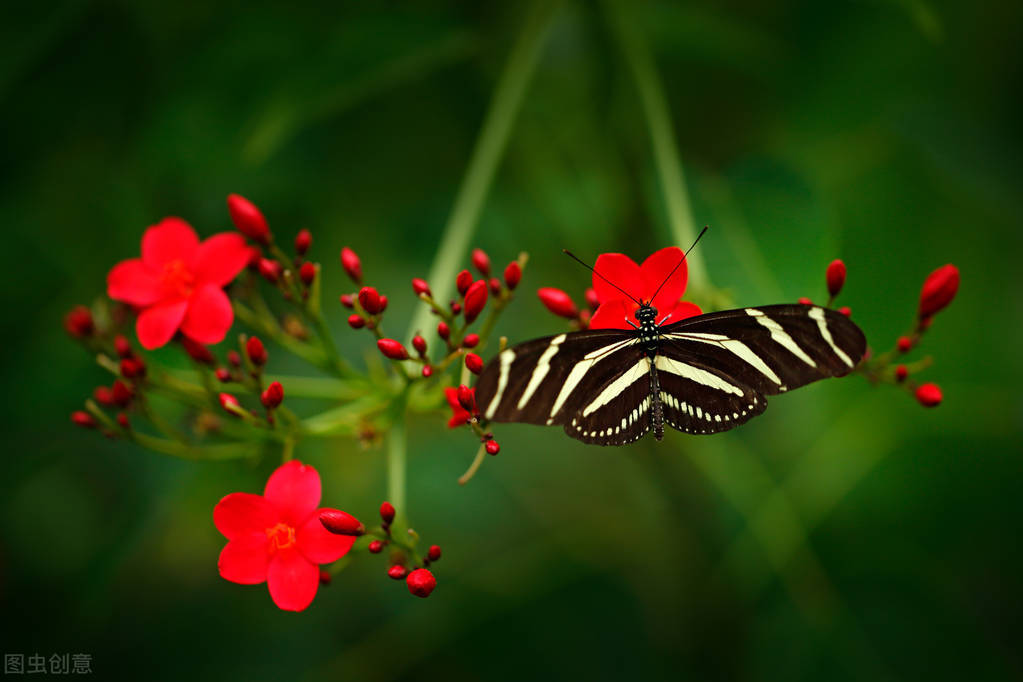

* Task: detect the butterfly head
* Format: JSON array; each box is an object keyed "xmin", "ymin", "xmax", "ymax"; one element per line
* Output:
[{"xmin": 635, "ymin": 303, "xmax": 658, "ymax": 324}]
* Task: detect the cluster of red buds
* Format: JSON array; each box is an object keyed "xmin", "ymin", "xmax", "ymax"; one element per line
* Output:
[
  {"xmin": 341, "ymin": 244, "xmax": 527, "ymax": 463},
  {"xmin": 806, "ymin": 259, "xmax": 960, "ymax": 408},
  {"xmin": 320, "ymin": 501, "xmax": 439, "ymax": 598}
]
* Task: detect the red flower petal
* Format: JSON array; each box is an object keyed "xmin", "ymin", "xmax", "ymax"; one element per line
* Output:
[
  {"xmin": 444, "ymin": 387, "xmax": 471, "ymax": 428},
  {"xmin": 142, "ymin": 217, "xmax": 200, "ymax": 271},
  {"xmin": 592, "ymin": 253, "xmax": 642, "ymax": 304},
  {"xmin": 641, "ymin": 247, "xmax": 687, "ymax": 310},
  {"xmin": 107, "ymin": 259, "xmax": 163, "ymax": 306},
  {"xmin": 589, "ymin": 299, "xmax": 637, "ymax": 330},
  {"xmin": 264, "ymin": 461, "xmax": 321, "ymax": 526},
  {"xmin": 297, "ymin": 509, "xmax": 357, "ymax": 565},
  {"xmin": 193, "ymin": 233, "xmax": 250, "ymax": 287},
  {"xmin": 213, "ymin": 492, "xmax": 280, "ymax": 540},
  {"xmin": 662, "ymin": 300, "xmax": 702, "ymax": 324},
  {"xmin": 179, "ymin": 285, "xmax": 233, "ymax": 345},
  {"xmin": 135, "ymin": 299, "xmax": 188, "ymax": 350},
  {"xmin": 218, "ymin": 535, "xmax": 270, "ymax": 585},
  {"xmin": 267, "ymin": 548, "xmax": 319, "ymax": 611}
]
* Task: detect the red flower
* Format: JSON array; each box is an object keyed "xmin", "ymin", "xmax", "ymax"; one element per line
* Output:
[
  {"xmin": 588, "ymin": 247, "xmax": 701, "ymax": 330},
  {"xmin": 213, "ymin": 461, "xmax": 358, "ymax": 612},
  {"xmin": 919, "ymin": 264, "xmax": 959, "ymax": 319},
  {"xmin": 444, "ymin": 387, "xmax": 473, "ymax": 428},
  {"xmin": 107, "ymin": 218, "xmax": 250, "ymax": 350}
]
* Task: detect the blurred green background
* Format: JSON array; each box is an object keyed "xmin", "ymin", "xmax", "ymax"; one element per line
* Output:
[{"xmin": 3, "ymin": 1, "xmax": 1022, "ymax": 680}]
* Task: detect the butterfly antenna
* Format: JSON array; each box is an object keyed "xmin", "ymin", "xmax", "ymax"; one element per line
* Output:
[
  {"xmin": 649, "ymin": 226, "xmax": 708, "ymax": 303},
  {"xmin": 562, "ymin": 250, "xmax": 643, "ymax": 306}
]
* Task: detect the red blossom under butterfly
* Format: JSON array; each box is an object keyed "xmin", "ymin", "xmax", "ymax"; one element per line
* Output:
[
  {"xmin": 107, "ymin": 218, "xmax": 250, "ymax": 349},
  {"xmin": 213, "ymin": 461, "xmax": 358, "ymax": 612},
  {"xmin": 444, "ymin": 386, "xmax": 474, "ymax": 428},
  {"xmin": 588, "ymin": 246, "xmax": 702, "ymax": 329}
]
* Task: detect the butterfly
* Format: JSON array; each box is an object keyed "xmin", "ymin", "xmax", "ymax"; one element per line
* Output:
[{"xmin": 474, "ymin": 238, "xmax": 866, "ymax": 446}]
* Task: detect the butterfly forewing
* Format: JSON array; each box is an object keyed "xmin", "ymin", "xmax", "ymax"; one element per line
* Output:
[{"xmin": 475, "ymin": 329, "xmax": 638, "ymax": 426}]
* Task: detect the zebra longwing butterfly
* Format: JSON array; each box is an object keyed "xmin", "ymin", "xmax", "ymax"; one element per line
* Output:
[{"xmin": 475, "ymin": 249, "xmax": 866, "ymax": 446}]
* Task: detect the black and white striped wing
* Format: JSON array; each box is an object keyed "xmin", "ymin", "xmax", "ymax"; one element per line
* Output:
[
  {"xmin": 475, "ymin": 329, "xmax": 654, "ymax": 444},
  {"xmin": 659, "ymin": 304, "xmax": 866, "ymax": 396}
]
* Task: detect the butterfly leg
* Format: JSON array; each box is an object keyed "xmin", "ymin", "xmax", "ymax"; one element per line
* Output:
[{"xmin": 648, "ymin": 355, "xmax": 665, "ymax": 441}]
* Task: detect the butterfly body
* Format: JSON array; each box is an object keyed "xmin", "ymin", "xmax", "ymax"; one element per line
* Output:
[{"xmin": 475, "ymin": 303, "xmax": 866, "ymax": 446}]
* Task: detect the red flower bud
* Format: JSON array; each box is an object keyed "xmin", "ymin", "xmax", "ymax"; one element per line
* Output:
[
  {"xmin": 585, "ymin": 288, "xmax": 600, "ymax": 311},
  {"xmin": 456, "ymin": 385, "xmax": 475, "ymax": 413},
  {"xmin": 219, "ymin": 393, "xmax": 240, "ymax": 413},
  {"xmin": 258, "ymin": 258, "xmax": 282, "ymax": 283},
  {"xmin": 427, "ymin": 545, "xmax": 442, "ymax": 562},
  {"xmin": 578, "ymin": 310, "xmax": 591, "ymax": 328},
  {"xmin": 915, "ymin": 382, "xmax": 943, "ymax": 407},
  {"xmin": 299, "ymin": 262, "xmax": 316, "ymax": 286},
  {"xmin": 897, "ymin": 336, "xmax": 913, "ymax": 353},
  {"xmin": 894, "ymin": 365, "xmax": 908, "ymax": 382},
  {"xmin": 489, "ymin": 277, "xmax": 501, "ymax": 295},
  {"xmin": 412, "ymin": 335, "xmax": 427, "ymax": 356},
  {"xmin": 339, "ymin": 294, "xmax": 354, "ymax": 308},
  {"xmin": 456, "ymin": 269, "xmax": 473, "ymax": 296},
  {"xmin": 261, "ymin": 381, "xmax": 284, "ymax": 408},
  {"xmin": 319, "ymin": 509, "xmax": 365, "ymax": 536},
  {"xmin": 504, "ymin": 262, "xmax": 521, "ymax": 290},
  {"xmin": 450, "ymin": 301, "xmax": 462, "ymax": 315},
  {"xmin": 378, "ymin": 295, "xmax": 389, "ymax": 313},
  {"xmin": 319, "ymin": 569, "xmax": 331, "ymax": 586},
  {"xmin": 422, "ymin": 365, "xmax": 433, "ymax": 378},
  {"xmin": 112, "ymin": 380, "xmax": 133, "ymax": 407},
  {"xmin": 71, "ymin": 411, "xmax": 96, "ymax": 429},
  {"xmin": 377, "ymin": 338, "xmax": 409, "ymax": 360},
  {"xmin": 348, "ymin": 314, "xmax": 365, "ymax": 329},
  {"xmin": 227, "ymin": 350, "xmax": 241, "ymax": 367},
  {"xmin": 463, "ymin": 280, "xmax": 489, "ymax": 324},
  {"xmin": 246, "ymin": 336, "xmax": 268, "ymax": 366},
  {"xmin": 465, "ymin": 353, "xmax": 483, "ymax": 375},
  {"xmin": 412, "ymin": 278, "xmax": 432, "ymax": 297},
  {"xmin": 437, "ymin": 321, "xmax": 450, "ymax": 341},
  {"xmin": 463, "ymin": 333, "xmax": 479, "ymax": 348},
  {"xmin": 227, "ymin": 194, "xmax": 271, "ymax": 245},
  {"xmin": 358, "ymin": 287, "xmax": 383, "ymax": 315},
  {"xmin": 485, "ymin": 439, "xmax": 500, "ymax": 455},
  {"xmin": 340, "ymin": 247, "xmax": 362, "ymax": 283},
  {"xmin": 114, "ymin": 335, "xmax": 133, "ymax": 358},
  {"xmin": 215, "ymin": 367, "xmax": 231, "ymax": 382},
  {"xmin": 406, "ymin": 568, "xmax": 437, "ymax": 598},
  {"xmin": 919, "ymin": 264, "xmax": 959, "ymax": 319},
  {"xmin": 538, "ymin": 287, "xmax": 578, "ymax": 319},
  {"xmin": 180, "ymin": 337, "xmax": 214, "ymax": 365},
  {"xmin": 826, "ymin": 259, "xmax": 846, "ymax": 297},
  {"xmin": 94, "ymin": 386, "xmax": 114, "ymax": 406},
  {"xmin": 294, "ymin": 228, "xmax": 312, "ymax": 255},
  {"xmin": 380, "ymin": 501, "xmax": 396, "ymax": 524},
  {"xmin": 388, "ymin": 565, "xmax": 408, "ymax": 580},
  {"xmin": 798, "ymin": 297, "xmax": 813, "ymax": 305},
  {"xmin": 838, "ymin": 306, "xmax": 851, "ymax": 317},
  {"xmin": 368, "ymin": 540, "xmax": 385, "ymax": 554},
  {"xmin": 472, "ymin": 248, "xmax": 491, "ymax": 276},
  {"xmin": 64, "ymin": 305, "xmax": 94, "ymax": 338},
  {"xmin": 120, "ymin": 357, "xmax": 145, "ymax": 379},
  {"xmin": 117, "ymin": 413, "xmax": 130, "ymax": 430}
]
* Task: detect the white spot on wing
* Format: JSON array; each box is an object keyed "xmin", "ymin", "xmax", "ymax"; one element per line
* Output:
[{"xmin": 484, "ymin": 349, "xmax": 516, "ymax": 419}]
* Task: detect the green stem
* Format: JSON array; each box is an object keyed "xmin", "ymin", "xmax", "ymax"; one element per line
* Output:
[
  {"xmin": 458, "ymin": 442, "xmax": 488, "ymax": 485},
  {"xmin": 604, "ymin": 0, "xmax": 710, "ymax": 294},
  {"xmin": 387, "ymin": 417, "xmax": 407, "ymax": 517},
  {"xmin": 403, "ymin": 0, "xmax": 564, "ymax": 346}
]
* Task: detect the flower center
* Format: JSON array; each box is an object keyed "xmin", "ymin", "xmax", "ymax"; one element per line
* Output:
[
  {"xmin": 160, "ymin": 259, "xmax": 195, "ymax": 298},
  {"xmin": 265, "ymin": 522, "xmax": 297, "ymax": 552}
]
